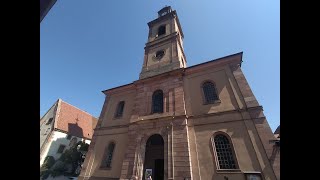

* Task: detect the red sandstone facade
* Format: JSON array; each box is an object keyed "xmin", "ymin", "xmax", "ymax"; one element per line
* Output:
[{"xmin": 79, "ymin": 6, "xmax": 279, "ymax": 180}]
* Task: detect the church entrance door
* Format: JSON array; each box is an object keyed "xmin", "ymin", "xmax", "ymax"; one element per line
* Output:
[{"xmin": 143, "ymin": 134, "xmax": 164, "ymax": 180}]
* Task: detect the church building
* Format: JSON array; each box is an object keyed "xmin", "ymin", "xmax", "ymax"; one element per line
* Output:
[{"xmin": 79, "ymin": 6, "xmax": 280, "ymax": 180}]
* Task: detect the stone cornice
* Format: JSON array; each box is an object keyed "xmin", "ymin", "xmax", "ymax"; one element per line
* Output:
[
  {"xmin": 133, "ymin": 113, "xmax": 187, "ymax": 124},
  {"xmin": 94, "ymin": 124, "xmax": 129, "ymax": 131},
  {"xmin": 102, "ymin": 83, "xmax": 135, "ymax": 95},
  {"xmin": 101, "ymin": 69, "xmax": 184, "ymax": 96},
  {"xmin": 187, "ymin": 106, "xmax": 264, "ymax": 119},
  {"xmin": 94, "ymin": 114, "xmax": 187, "ymax": 131},
  {"xmin": 135, "ymin": 68, "xmax": 184, "ymax": 85},
  {"xmin": 144, "ymin": 32, "xmax": 181, "ymax": 50},
  {"xmin": 184, "ymin": 52, "xmax": 243, "ymax": 75}
]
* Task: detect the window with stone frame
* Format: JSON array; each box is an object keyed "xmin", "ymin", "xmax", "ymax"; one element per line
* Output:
[
  {"xmin": 158, "ymin": 25, "xmax": 166, "ymax": 36},
  {"xmin": 114, "ymin": 101, "xmax": 125, "ymax": 118},
  {"xmin": 202, "ymin": 81, "xmax": 219, "ymax": 104},
  {"xmin": 212, "ymin": 134, "xmax": 237, "ymax": 170},
  {"xmin": 152, "ymin": 90, "xmax": 164, "ymax": 113},
  {"xmin": 101, "ymin": 142, "xmax": 115, "ymax": 168}
]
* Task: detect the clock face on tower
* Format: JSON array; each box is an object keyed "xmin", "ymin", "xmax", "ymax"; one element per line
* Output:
[{"xmin": 154, "ymin": 50, "xmax": 165, "ymax": 61}]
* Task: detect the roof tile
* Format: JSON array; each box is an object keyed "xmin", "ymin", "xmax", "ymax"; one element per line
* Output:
[{"xmin": 55, "ymin": 100, "xmax": 97, "ymax": 139}]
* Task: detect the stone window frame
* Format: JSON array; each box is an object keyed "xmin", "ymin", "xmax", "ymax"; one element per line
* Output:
[
  {"xmin": 201, "ymin": 80, "xmax": 221, "ymax": 105},
  {"xmin": 152, "ymin": 89, "xmax": 164, "ymax": 114},
  {"xmin": 114, "ymin": 101, "xmax": 125, "ymax": 119},
  {"xmin": 211, "ymin": 131, "xmax": 240, "ymax": 172},
  {"xmin": 100, "ymin": 141, "xmax": 116, "ymax": 170}
]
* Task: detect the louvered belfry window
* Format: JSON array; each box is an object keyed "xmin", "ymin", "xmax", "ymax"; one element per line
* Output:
[{"xmin": 158, "ymin": 25, "xmax": 166, "ymax": 36}]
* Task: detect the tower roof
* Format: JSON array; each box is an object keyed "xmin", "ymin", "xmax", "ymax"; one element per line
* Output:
[
  {"xmin": 158, "ymin": 6, "xmax": 173, "ymax": 17},
  {"xmin": 147, "ymin": 7, "xmax": 184, "ymax": 38}
]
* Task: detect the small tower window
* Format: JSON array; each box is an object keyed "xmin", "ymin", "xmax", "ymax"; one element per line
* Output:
[
  {"xmin": 152, "ymin": 90, "xmax": 164, "ymax": 113},
  {"xmin": 158, "ymin": 25, "xmax": 166, "ymax": 36},
  {"xmin": 115, "ymin": 101, "xmax": 125, "ymax": 118}
]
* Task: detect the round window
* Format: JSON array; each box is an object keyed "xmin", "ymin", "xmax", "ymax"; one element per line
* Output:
[{"xmin": 155, "ymin": 50, "xmax": 165, "ymax": 60}]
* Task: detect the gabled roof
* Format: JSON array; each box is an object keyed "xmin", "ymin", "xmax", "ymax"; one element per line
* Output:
[{"xmin": 54, "ymin": 99, "xmax": 98, "ymax": 139}]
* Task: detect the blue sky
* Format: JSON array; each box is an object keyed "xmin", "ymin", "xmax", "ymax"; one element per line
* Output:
[{"xmin": 40, "ymin": 0, "xmax": 279, "ymax": 131}]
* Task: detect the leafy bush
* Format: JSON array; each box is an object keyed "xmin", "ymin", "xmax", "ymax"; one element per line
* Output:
[
  {"xmin": 40, "ymin": 169, "xmax": 51, "ymax": 180},
  {"xmin": 51, "ymin": 161, "xmax": 68, "ymax": 177},
  {"xmin": 40, "ymin": 156, "xmax": 55, "ymax": 179},
  {"xmin": 79, "ymin": 142, "xmax": 89, "ymax": 152},
  {"xmin": 42, "ymin": 156, "xmax": 55, "ymax": 169},
  {"xmin": 40, "ymin": 141, "xmax": 90, "ymax": 179}
]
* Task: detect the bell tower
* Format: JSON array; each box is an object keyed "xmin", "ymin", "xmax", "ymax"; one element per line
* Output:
[{"xmin": 139, "ymin": 6, "xmax": 187, "ymax": 79}]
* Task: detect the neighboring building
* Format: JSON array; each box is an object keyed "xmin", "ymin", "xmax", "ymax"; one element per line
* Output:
[
  {"xmin": 40, "ymin": 99, "xmax": 98, "ymax": 167},
  {"xmin": 79, "ymin": 6, "xmax": 279, "ymax": 180},
  {"xmin": 40, "ymin": 0, "xmax": 57, "ymax": 22}
]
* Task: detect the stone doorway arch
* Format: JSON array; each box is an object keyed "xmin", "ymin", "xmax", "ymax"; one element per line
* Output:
[{"xmin": 142, "ymin": 134, "xmax": 164, "ymax": 180}]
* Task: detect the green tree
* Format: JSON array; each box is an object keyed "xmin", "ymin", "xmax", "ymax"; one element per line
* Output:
[{"xmin": 40, "ymin": 142, "xmax": 90, "ymax": 179}]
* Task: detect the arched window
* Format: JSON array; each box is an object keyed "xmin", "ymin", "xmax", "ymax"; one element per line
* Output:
[
  {"xmin": 115, "ymin": 101, "xmax": 125, "ymax": 118},
  {"xmin": 158, "ymin": 25, "xmax": 166, "ymax": 36},
  {"xmin": 102, "ymin": 142, "xmax": 115, "ymax": 168},
  {"xmin": 212, "ymin": 134, "xmax": 237, "ymax": 169},
  {"xmin": 152, "ymin": 90, "xmax": 163, "ymax": 113},
  {"xmin": 202, "ymin": 81, "xmax": 219, "ymax": 104}
]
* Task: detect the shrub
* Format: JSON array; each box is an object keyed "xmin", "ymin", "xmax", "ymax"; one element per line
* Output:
[{"xmin": 42, "ymin": 156, "xmax": 55, "ymax": 169}]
